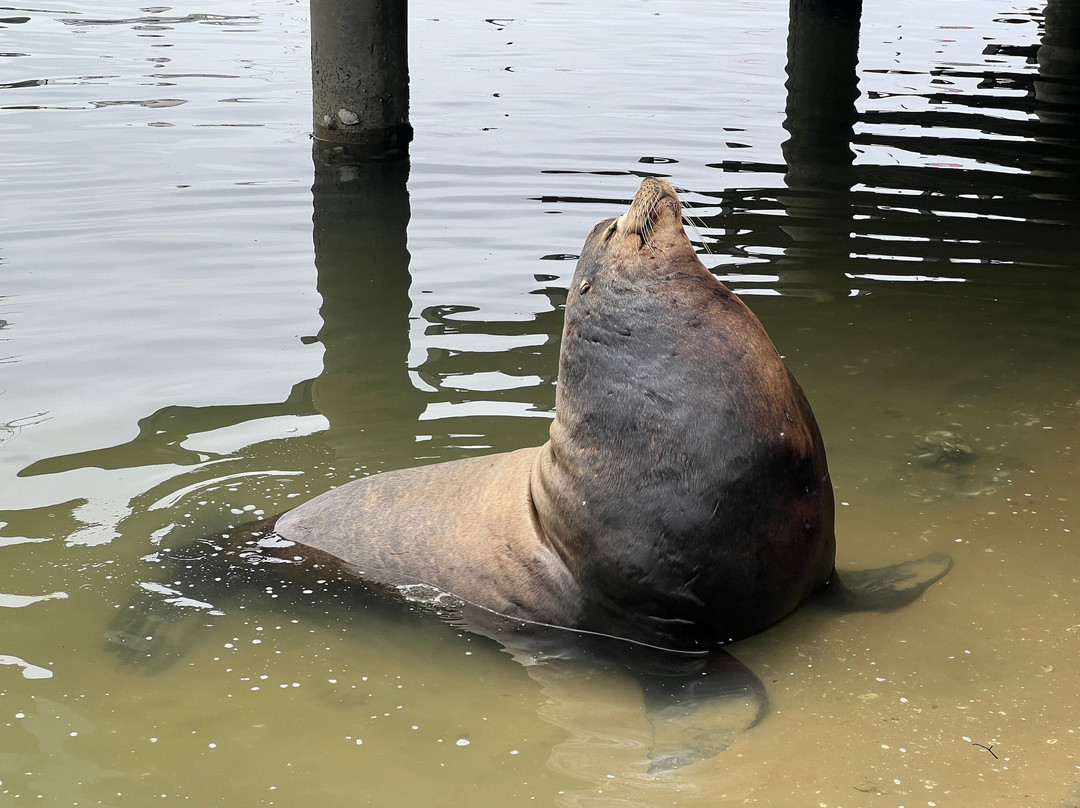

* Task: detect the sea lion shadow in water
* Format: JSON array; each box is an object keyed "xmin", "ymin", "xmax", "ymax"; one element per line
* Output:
[{"xmin": 110, "ymin": 178, "xmax": 952, "ymax": 771}]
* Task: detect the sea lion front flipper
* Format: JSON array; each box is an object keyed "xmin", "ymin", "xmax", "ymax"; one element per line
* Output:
[
  {"xmin": 635, "ymin": 649, "xmax": 768, "ymax": 773},
  {"xmin": 826, "ymin": 552, "xmax": 953, "ymax": 612}
]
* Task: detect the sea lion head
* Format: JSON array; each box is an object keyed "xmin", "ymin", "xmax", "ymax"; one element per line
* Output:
[{"xmin": 573, "ymin": 178, "xmax": 698, "ymax": 295}]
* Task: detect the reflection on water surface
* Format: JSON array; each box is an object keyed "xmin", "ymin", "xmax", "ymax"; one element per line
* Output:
[{"xmin": 1, "ymin": 0, "xmax": 1078, "ymax": 805}]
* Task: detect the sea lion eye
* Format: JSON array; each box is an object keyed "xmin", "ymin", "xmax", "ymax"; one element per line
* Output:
[
  {"xmin": 578, "ymin": 280, "xmax": 591, "ymax": 295},
  {"xmin": 604, "ymin": 222, "xmax": 617, "ymax": 242}
]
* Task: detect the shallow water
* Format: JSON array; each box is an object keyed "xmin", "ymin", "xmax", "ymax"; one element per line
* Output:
[{"xmin": 2, "ymin": 0, "xmax": 1078, "ymax": 805}]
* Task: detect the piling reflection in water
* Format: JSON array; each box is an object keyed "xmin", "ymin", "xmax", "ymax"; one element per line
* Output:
[
  {"xmin": 695, "ymin": 0, "xmax": 1080, "ymax": 287},
  {"xmin": 308, "ymin": 149, "xmax": 420, "ymax": 463},
  {"xmin": 1035, "ymin": 0, "xmax": 1080, "ymax": 181},
  {"xmin": 779, "ymin": 0, "xmax": 862, "ymax": 278}
]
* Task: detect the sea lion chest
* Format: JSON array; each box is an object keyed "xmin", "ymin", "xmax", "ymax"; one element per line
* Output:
[{"xmin": 530, "ymin": 263, "xmax": 835, "ymax": 648}]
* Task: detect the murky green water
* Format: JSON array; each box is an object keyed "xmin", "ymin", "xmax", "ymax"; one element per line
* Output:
[{"xmin": 2, "ymin": 0, "xmax": 1078, "ymax": 805}]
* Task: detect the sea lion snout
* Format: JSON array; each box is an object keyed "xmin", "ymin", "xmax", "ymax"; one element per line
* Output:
[{"xmin": 614, "ymin": 177, "xmax": 682, "ymax": 245}]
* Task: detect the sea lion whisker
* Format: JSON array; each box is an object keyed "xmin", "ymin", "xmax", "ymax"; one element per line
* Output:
[
  {"xmin": 681, "ymin": 210, "xmax": 714, "ymax": 259},
  {"xmin": 709, "ymin": 497, "xmax": 722, "ymax": 521}
]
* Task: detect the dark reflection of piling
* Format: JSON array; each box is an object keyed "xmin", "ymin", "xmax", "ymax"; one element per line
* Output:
[
  {"xmin": 1037, "ymin": 0, "xmax": 1080, "ymax": 125},
  {"xmin": 19, "ymin": 150, "xmax": 424, "ymax": 481},
  {"xmin": 1034, "ymin": 0, "xmax": 1080, "ymax": 192},
  {"xmin": 309, "ymin": 145, "xmax": 425, "ymax": 466},
  {"xmin": 779, "ymin": 0, "xmax": 863, "ymax": 291}
]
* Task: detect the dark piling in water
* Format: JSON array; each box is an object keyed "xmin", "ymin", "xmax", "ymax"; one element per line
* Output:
[{"xmin": 310, "ymin": 0, "xmax": 412, "ymax": 156}]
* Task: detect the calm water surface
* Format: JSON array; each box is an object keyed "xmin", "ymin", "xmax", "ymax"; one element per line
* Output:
[{"xmin": 1, "ymin": 0, "xmax": 1078, "ymax": 805}]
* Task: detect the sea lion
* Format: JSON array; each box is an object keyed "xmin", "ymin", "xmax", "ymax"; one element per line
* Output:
[
  {"xmin": 271, "ymin": 177, "xmax": 949, "ymax": 653},
  {"xmin": 112, "ymin": 177, "xmax": 950, "ymax": 769}
]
